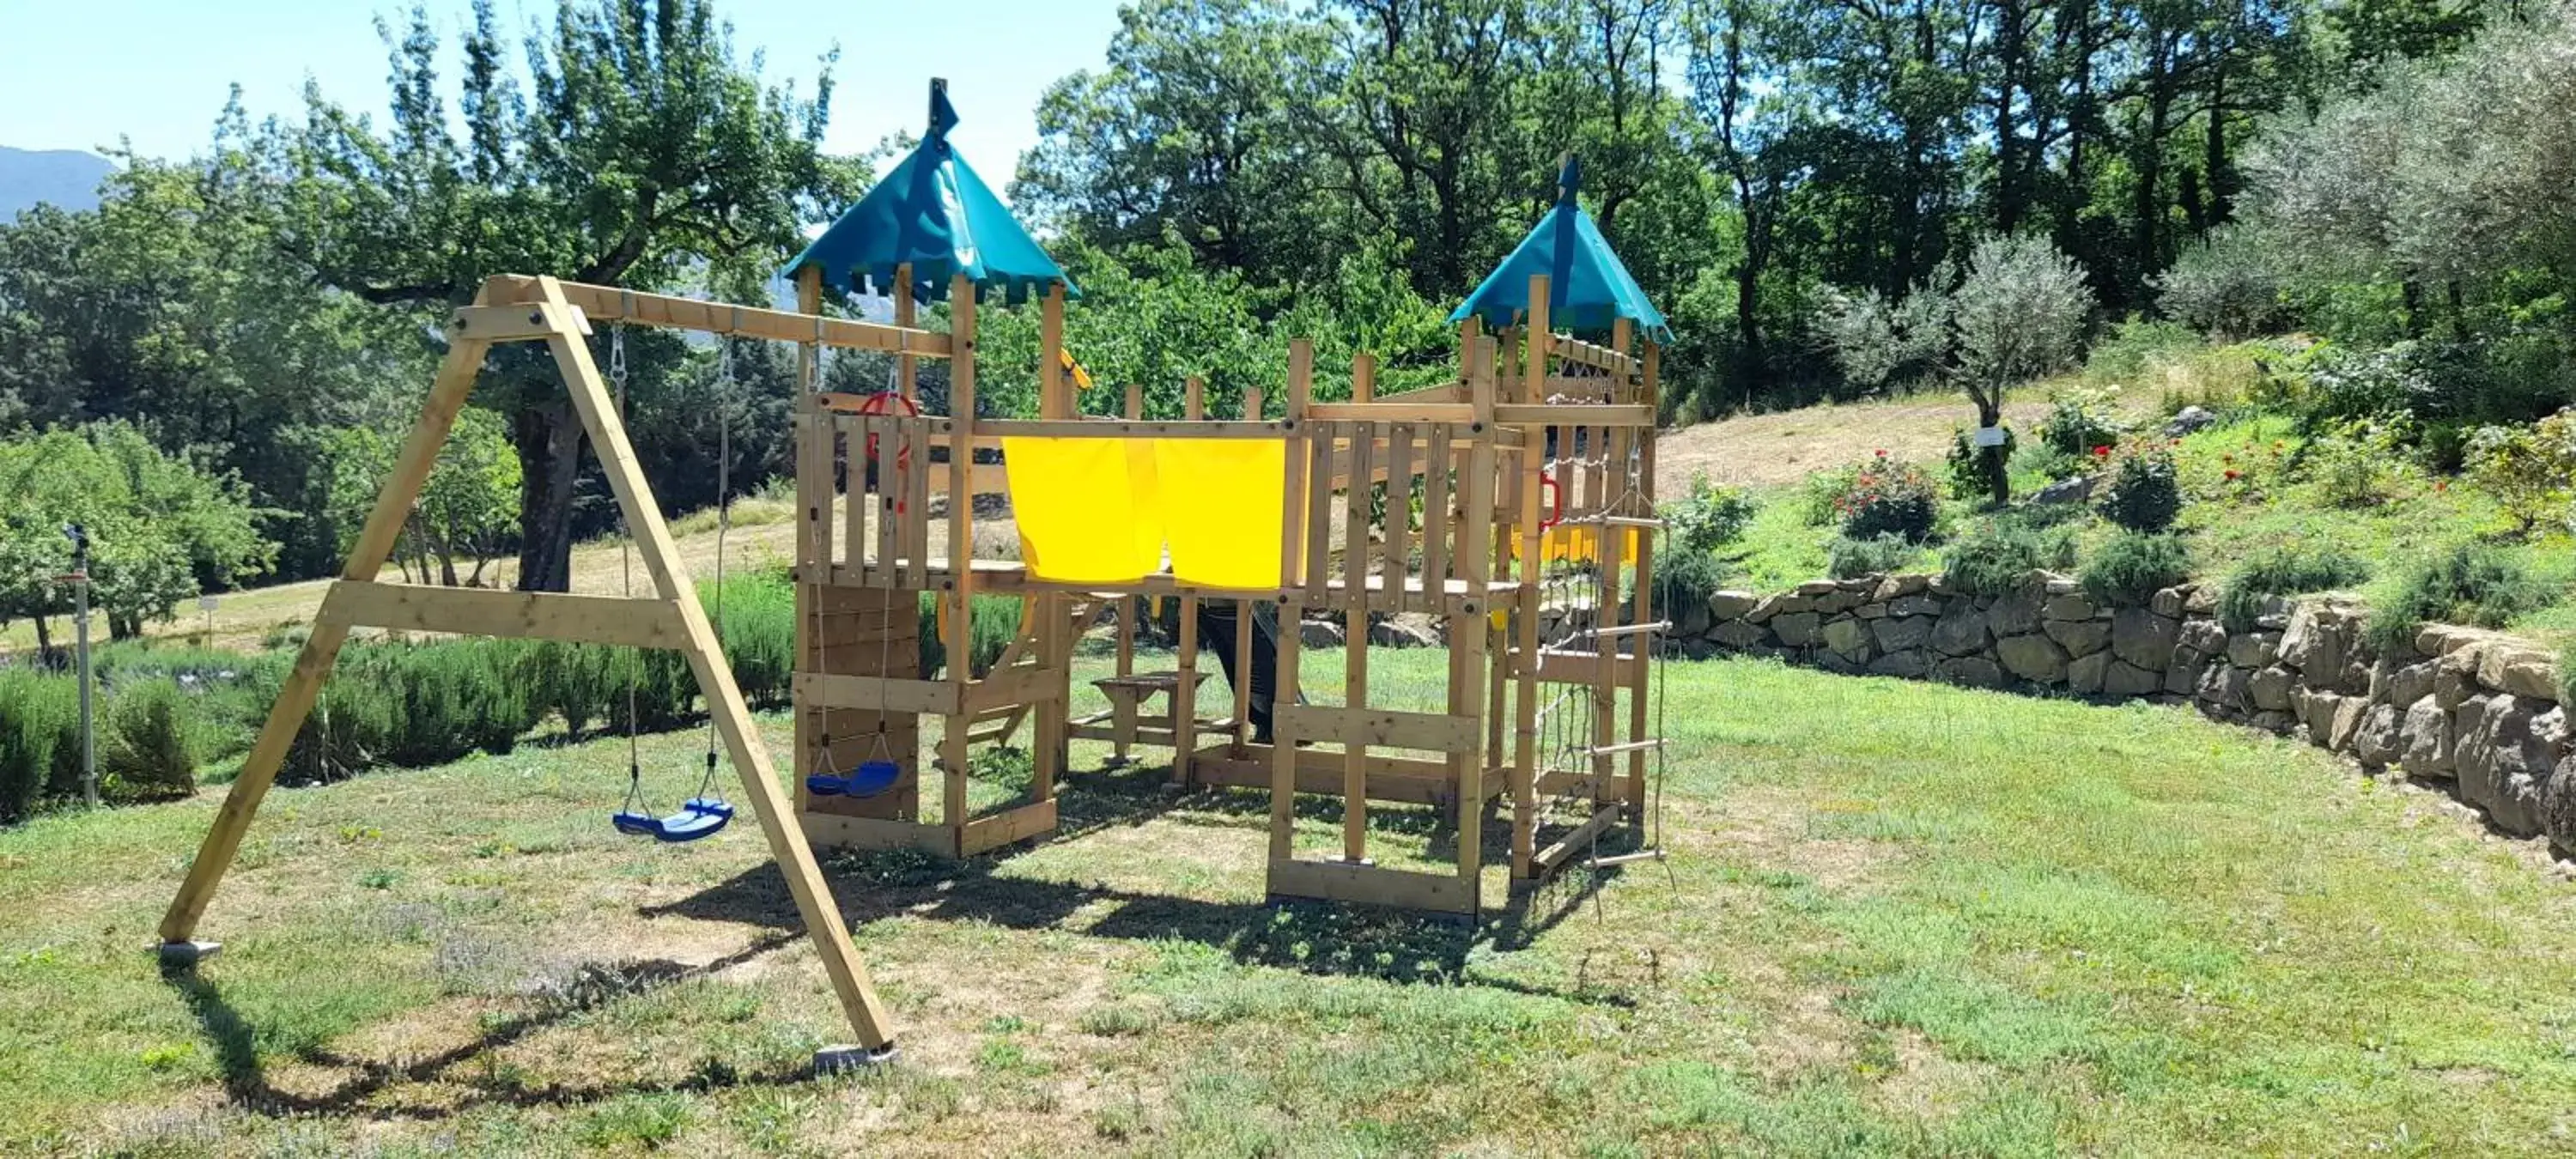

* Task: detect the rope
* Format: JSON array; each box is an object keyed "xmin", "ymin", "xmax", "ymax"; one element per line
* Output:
[
  {"xmin": 698, "ymin": 339, "xmax": 735, "ymax": 802},
  {"xmin": 611, "ymin": 325, "xmax": 645, "ymax": 813}
]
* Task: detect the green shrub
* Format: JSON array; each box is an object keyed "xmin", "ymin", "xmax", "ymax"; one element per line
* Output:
[
  {"xmin": 0, "ymin": 668, "xmax": 80, "ymax": 823},
  {"xmin": 1800, "ymin": 462, "xmax": 1863, "ymax": 525},
  {"xmin": 1946, "ymin": 426, "xmax": 2016, "ymax": 500},
  {"xmin": 2095, "ymin": 445, "xmax": 2183, "ymax": 532},
  {"xmin": 915, "ymin": 593, "xmax": 1026, "ymax": 678},
  {"xmin": 2363, "ymin": 543, "xmax": 2554, "ymax": 653},
  {"xmin": 1827, "ymin": 533, "xmax": 1916, "ymax": 580},
  {"xmin": 1831, "ymin": 454, "xmax": 1941, "ymax": 543},
  {"xmin": 1663, "ymin": 473, "xmax": 1757, "ymax": 556},
  {"xmin": 708, "ymin": 572, "xmax": 796, "ymax": 709},
  {"xmin": 2463, "ymin": 411, "xmax": 2576, "ymax": 534},
  {"xmin": 1942, "ymin": 518, "xmax": 2078, "ymax": 597},
  {"xmin": 1652, "ymin": 547, "xmax": 1729, "ymax": 622},
  {"xmin": 2218, "ymin": 543, "xmax": 2371, "ymax": 633},
  {"xmin": 2303, "ymin": 416, "xmax": 2421, "ymax": 507},
  {"xmin": 2038, "ymin": 385, "xmax": 2126, "ymax": 456},
  {"xmin": 2079, "ymin": 532, "xmax": 2192, "ymax": 609},
  {"xmin": 2082, "ymin": 319, "xmax": 2202, "ymax": 384},
  {"xmin": 97, "ymin": 677, "xmax": 200, "ymax": 804}
]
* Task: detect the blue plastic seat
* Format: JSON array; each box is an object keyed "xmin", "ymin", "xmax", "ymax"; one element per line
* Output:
[
  {"xmin": 611, "ymin": 798, "xmax": 732, "ymax": 843},
  {"xmin": 847, "ymin": 759, "xmax": 902, "ymax": 798}
]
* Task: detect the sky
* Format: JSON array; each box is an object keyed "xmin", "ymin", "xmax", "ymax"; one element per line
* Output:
[{"xmin": 0, "ymin": 0, "xmax": 1126, "ymax": 174}]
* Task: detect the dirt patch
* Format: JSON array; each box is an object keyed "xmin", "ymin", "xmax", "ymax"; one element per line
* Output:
[{"xmin": 1657, "ymin": 398, "xmax": 2048, "ymax": 494}]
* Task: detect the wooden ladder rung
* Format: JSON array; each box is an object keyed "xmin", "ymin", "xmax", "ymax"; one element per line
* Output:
[
  {"xmin": 1580, "ymin": 621, "xmax": 1670, "ymax": 640},
  {"xmin": 1563, "ymin": 513, "xmax": 1665, "ymax": 531},
  {"xmin": 1577, "ymin": 737, "xmax": 1665, "ymax": 757}
]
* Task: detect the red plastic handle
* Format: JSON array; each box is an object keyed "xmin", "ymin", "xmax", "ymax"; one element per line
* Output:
[{"xmin": 1539, "ymin": 475, "xmax": 1563, "ymax": 530}]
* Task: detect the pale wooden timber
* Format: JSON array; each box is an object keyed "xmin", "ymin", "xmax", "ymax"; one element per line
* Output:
[
  {"xmin": 1268, "ymin": 858, "xmax": 1476, "ymax": 914},
  {"xmin": 326, "ymin": 581, "xmax": 689, "ymax": 648},
  {"xmin": 486, "ymin": 275, "xmax": 951, "ymax": 356}
]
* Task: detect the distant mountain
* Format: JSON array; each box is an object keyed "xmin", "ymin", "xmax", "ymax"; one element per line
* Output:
[{"xmin": 0, "ymin": 147, "xmax": 114, "ymax": 220}]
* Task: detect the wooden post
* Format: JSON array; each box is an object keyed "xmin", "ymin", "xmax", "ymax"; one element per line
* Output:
[
  {"xmin": 1524, "ymin": 276, "xmax": 1551, "ymax": 404},
  {"xmin": 1034, "ymin": 280, "xmax": 1071, "ymax": 801},
  {"xmin": 1628, "ymin": 339, "xmax": 1660, "ymax": 808},
  {"xmin": 1174, "ymin": 375, "xmax": 1205, "ymax": 786},
  {"xmin": 1455, "ymin": 337, "xmax": 1498, "ymax": 900},
  {"xmin": 944, "ymin": 274, "xmax": 978, "ymax": 827},
  {"xmin": 1233, "ymin": 385, "xmax": 1264, "ymax": 747},
  {"xmin": 794, "ymin": 268, "xmax": 826, "ymax": 814},
  {"xmin": 1269, "ymin": 340, "xmax": 1314, "ymax": 865},
  {"xmin": 893, "ymin": 263, "xmax": 916, "ymax": 402},
  {"xmin": 160, "ymin": 300, "xmax": 498, "ymax": 950},
  {"xmin": 533, "ymin": 277, "xmax": 895, "ymax": 1051},
  {"xmin": 1341, "ymin": 420, "xmax": 1374, "ymax": 863}
]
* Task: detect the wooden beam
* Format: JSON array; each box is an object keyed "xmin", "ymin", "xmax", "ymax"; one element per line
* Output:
[
  {"xmin": 968, "ymin": 419, "xmax": 1288, "ymax": 439},
  {"xmin": 966, "ymin": 664, "xmax": 1067, "ymax": 712},
  {"xmin": 448, "ymin": 302, "xmax": 589, "ymax": 343},
  {"xmin": 485, "ymin": 275, "xmax": 951, "ymax": 357},
  {"xmin": 1275, "ymin": 705, "xmax": 1478, "ymax": 752},
  {"xmin": 536, "ymin": 276, "xmax": 894, "ymax": 1051},
  {"xmin": 1303, "ymin": 402, "xmax": 1477, "ymax": 423},
  {"xmin": 957, "ymin": 798, "xmax": 1058, "ymax": 856},
  {"xmin": 1492, "ymin": 404, "xmax": 1656, "ymax": 427},
  {"xmin": 161, "ymin": 320, "xmax": 498, "ymax": 947},
  {"xmin": 1269, "ymin": 858, "xmax": 1475, "ymax": 913},
  {"xmin": 799, "ymin": 671, "xmax": 963, "ymax": 716},
  {"xmin": 801, "ymin": 812, "xmax": 960, "ymax": 858},
  {"xmin": 326, "ymin": 581, "xmax": 690, "ymax": 648},
  {"xmin": 1530, "ymin": 805, "xmax": 1625, "ymax": 875}
]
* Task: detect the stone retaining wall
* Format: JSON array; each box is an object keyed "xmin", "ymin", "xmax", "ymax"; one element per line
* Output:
[{"xmin": 1683, "ymin": 573, "xmax": 2576, "ymax": 859}]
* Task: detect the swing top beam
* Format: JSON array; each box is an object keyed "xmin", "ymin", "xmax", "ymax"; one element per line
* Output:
[{"xmin": 480, "ymin": 275, "xmax": 954, "ymax": 358}]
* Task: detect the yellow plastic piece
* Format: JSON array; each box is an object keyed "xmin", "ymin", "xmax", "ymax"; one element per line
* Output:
[
  {"xmin": 1155, "ymin": 440, "xmax": 1292, "ymax": 589},
  {"xmin": 1002, "ymin": 437, "xmax": 1163, "ymax": 583},
  {"xmin": 1510, "ymin": 525, "xmax": 1640, "ymax": 565}
]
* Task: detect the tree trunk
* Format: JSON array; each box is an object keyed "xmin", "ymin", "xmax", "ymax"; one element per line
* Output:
[{"xmin": 514, "ymin": 401, "xmax": 584, "ymax": 593}]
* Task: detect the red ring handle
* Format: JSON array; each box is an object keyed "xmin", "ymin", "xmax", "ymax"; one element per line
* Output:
[{"xmin": 1539, "ymin": 475, "xmax": 1563, "ymax": 530}]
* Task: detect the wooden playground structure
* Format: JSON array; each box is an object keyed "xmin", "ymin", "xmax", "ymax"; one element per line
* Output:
[{"xmin": 154, "ymin": 84, "xmax": 1673, "ymax": 1067}]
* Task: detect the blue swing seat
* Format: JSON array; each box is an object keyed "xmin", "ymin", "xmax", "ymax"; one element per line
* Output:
[
  {"xmin": 807, "ymin": 758, "xmax": 902, "ymax": 799},
  {"xmin": 611, "ymin": 798, "xmax": 733, "ymax": 843}
]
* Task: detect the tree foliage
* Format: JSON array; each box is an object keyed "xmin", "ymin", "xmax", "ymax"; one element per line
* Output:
[{"xmin": 0, "ymin": 423, "xmax": 275, "ymax": 643}]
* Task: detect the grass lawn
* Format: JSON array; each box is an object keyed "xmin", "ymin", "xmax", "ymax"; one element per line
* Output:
[{"xmin": 5, "ymin": 652, "xmax": 2576, "ymax": 1156}]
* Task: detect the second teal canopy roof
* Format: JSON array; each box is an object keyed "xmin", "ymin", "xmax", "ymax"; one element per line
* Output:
[
  {"xmin": 1450, "ymin": 157, "xmax": 1669, "ymax": 342},
  {"xmin": 784, "ymin": 85, "xmax": 1075, "ymax": 306}
]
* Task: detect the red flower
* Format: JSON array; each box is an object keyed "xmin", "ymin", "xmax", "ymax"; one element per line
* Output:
[
  {"xmin": 1874, "ymin": 448, "xmax": 1887, "ymax": 458},
  {"xmin": 2434, "ymin": 480, "xmax": 2448, "ymax": 493},
  {"xmin": 2092, "ymin": 445, "xmax": 2111, "ymax": 458},
  {"xmin": 2224, "ymin": 469, "xmax": 2240, "ymax": 481}
]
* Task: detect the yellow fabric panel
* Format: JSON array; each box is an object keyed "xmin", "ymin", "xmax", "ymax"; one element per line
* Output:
[
  {"xmin": 1125, "ymin": 440, "xmax": 1167, "ymax": 572},
  {"xmin": 1155, "ymin": 440, "xmax": 1291, "ymax": 589},
  {"xmin": 1510, "ymin": 524, "xmax": 1642, "ymax": 566},
  {"xmin": 1002, "ymin": 437, "xmax": 1160, "ymax": 583}
]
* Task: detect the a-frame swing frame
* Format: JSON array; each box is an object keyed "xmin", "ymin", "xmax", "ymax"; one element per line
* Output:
[{"xmin": 156, "ymin": 275, "xmax": 898, "ymax": 1065}]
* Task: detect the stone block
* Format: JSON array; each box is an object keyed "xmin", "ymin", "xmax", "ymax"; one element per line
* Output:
[
  {"xmin": 1821, "ymin": 616, "xmax": 1873, "ymax": 660},
  {"xmin": 2330, "ymin": 695, "xmax": 2369, "ymax": 751},
  {"xmin": 1708, "ymin": 590, "xmax": 1759, "ymax": 621},
  {"xmin": 1888, "ymin": 594, "xmax": 1943, "ymax": 619},
  {"xmin": 1868, "ymin": 649, "xmax": 1931, "ymax": 678},
  {"xmin": 1771, "ymin": 612, "xmax": 1822, "ymax": 648},
  {"xmin": 1812, "ymin": 592, "xmax": 1862, "ymax": 615},
  {"xmin": 1996, "ymin": 634, "xmax": 2069, "ymax": 683},
  {"xmin": 2150, "ymin": 587, "xmax": 2185, "ymax": 617},
  {"xmin": 2453, "ymin": 694, "xmax": 2552, "ymax": 836},
  {"xmin": 2277, "ymin": 603, "xmax": 2344, "ymax": 675},
  {"xmin": 1931, "ymin": 604, "xmax": 1990, "ymax": 658},
  {"xmin": 2104, "ymin": 660, "xmax": 2160, "ymax": 697},
  {"xmin": 1796, "ymin": 579, "xmax": 1841, "ymax": 597},
  {"xmin": 2198, "ymin": 663, "xmax": 2251, "ymax": 712},
  {"xmin": 1988, "ymin": 593, "xmax": 2044, "ymax": 637},
  {"xmin": 2227, "ymin": 632, "xmax": 2280, "ymax": 670},
  {"xmin": 1855, "ymin": 602, "xmax": 1889, "ymax": 620},
  {"xmin": 2354, "ymin": 703, "xmax": 2402, "ymax": 768},
  {"xmin": 2477, "ymin": 643, "xmax": 2558, "ymax": 702},
  {"xmin": 2183, "ymin": 585, "xmax": 2218, "ymax": 615},
  {"xmin": 1873, "ymin": 573, "xmax": 1932, "ymax": 601},
  {"xmin": 2043, "ymin": 593, "xmax": 2096, "ymax": 622},
  {"xmin": 2385, "ymin": 660, "xmax": 2437, "ymax": 708},
  {"xmin": 2111, "ymin": 608, "xmax": 2180, "ymax": 671},
  {"xmin": 1746, "ymin": 593, "xmax": 1796, "ymax": 623},
  {"xmin": 1301, "ymin": 619, "xmax": 1346, "ymax": 649},
  {"xmin": 2068, "ymin": 650, "xmax": 2111, "ymax": 695},
  {"xmin": 2434, "ymin": 667, "xmax": 2473, "ymax": 711},
  {"xmin": 2248, "ymin": 665, "xmax": 2295, "ymax": 712},
  {"xmin": 1937, "ymin": 656, "xmax": 2007, "ymax": 688},
  {"xmin": 1872, "ymin": 615, "xmax": 1935, "ymax": 652},
  {"xmin": 2179, "ymin": 619, "xmax": 2228, "ymax": 657},
  {"xmin": 2043, "ymin": 617, "xmax": 2111, "ymax": 656},
  {"xmin": 1710, "ymin": 620, "xmax": 1768, "ymax": 649},
  {"xmin": 2250, "ymin": 710, "xmax": 2296, "ymax": 734},
  {"xmin": 2543, "ymin": 755, "xmax": 2576, "ymax": 859},
  {"xmin": 2398, "ymin": 695, "xmax": 2455, "ymax": 780},
  {"xmin": 2165, "ymin": 653, "xmax": 2204, "ymax": 696}
]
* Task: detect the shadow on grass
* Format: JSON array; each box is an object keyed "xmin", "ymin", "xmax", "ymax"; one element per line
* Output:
[
  {"xmin": 652, "ymin": 758, "xmax": 1649, "ymax": 1007},
  {"xmin": 161, "ymin": 931, "xmax": 805, "ymax": 1122}
]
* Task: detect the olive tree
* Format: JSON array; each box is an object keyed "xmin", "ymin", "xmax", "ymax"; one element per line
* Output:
[{"xmin": 1950, "ymin": 234, "xmax": 2096, "ymax": 503}]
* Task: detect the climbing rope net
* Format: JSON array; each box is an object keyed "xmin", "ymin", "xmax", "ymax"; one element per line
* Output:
[{"xmin": 1528, "ymin": 360, "xmax": 1672, "ymax": 876}]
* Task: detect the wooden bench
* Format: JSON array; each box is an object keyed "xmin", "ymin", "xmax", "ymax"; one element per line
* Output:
[{"xmin": 1073, "ymin": 671, "xmax": 1211, "ymax": 763}]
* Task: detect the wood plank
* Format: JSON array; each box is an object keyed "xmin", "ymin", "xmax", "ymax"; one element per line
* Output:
[
  {"xmin": 1303, "ymin": 422, "xmax": 1336, "ymax": 604},
  {"xmin": 1383, "ymin": 421, "xmax": 1413, "ymax": 612},
  {"xmin": 1455, "ymin": 335, "xmax": 1498, "ymax": 895},
  {"xmin": 1275, "ymin": 706, "xmax": 1478, "ymax": 752},
  {"xmin": 957, "ymin": 798, "xmax": 1059, "ymax": 856},
  {"xmin": 800, "ymin": 811, "xmax": 959, "ymax": 858},
  {"xmin": 1530, "ymin": 805, "xmax": 1625, "ymax": 875},
  {"xmin": 448, "ymin": 302, "xmax": 585, "ymax": 342},
  {"xmin": 905, "ymin": 418, "xmax": 933, "ymax": 591},
  {"xmin": 161, "ymin": 322, "xmax": 498, "ymax": 946},
  {"xmin": 488, "ymin": 275, "xmax": 951, "ymax": 357},
  {"xmin": 533, "ymin": 276, "xmax": 895, "ymax": 1049},
  {"xmin": 1303, "ymin": 402, "xmax": 1474, "ymax": 423},
  {"xmin": 1492, "ymin": 404, "xmax": 1656, "ymax": 427},
  {"xmin": 327, "ymin": 581, "xmax": 689, "ymax": 648},
  {"xmin": 966, "ymin": 664, "xmax": 1067, "ymax": 711},
  {"xmin": 970, "ymin": 419, "xmax": 1288, "ymax": 439},
  {"xmin": 1421, "ymin": 424, "xmax": 1450, "ymax": 610},
  {"xmin": 1186, "ymin": 743, "xmax": 1503, "ymax": 803},
  {"xmin": 1268, "ymin": 858, "xmax": 1476, "ymax": 914},
  {"xmin": 797, "ymin": 671, "xmax": 963, "ymax": 716}
]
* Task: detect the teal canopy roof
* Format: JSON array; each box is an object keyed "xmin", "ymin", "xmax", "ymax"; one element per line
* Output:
[
  {"xmin": 1449, "ymin": 157, "xmax": 1668, "ymax": 342},
  {"xmin": 784, "ymin": 84, "xmax": 1075, "ymax": 306}
]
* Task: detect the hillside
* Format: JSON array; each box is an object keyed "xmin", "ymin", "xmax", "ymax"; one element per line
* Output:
[{"xmin": 0, "ymin": 146, "xmax": 112, "ymax": 219}]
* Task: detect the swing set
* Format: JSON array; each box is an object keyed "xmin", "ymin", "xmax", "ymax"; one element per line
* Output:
[{"xmin": 155, "ymin": 83, "xmax": 1675, "ymax": 1069}]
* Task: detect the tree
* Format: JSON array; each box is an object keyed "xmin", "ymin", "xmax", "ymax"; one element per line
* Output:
[
  {"xmin": 415, "ymin": 408, "xmax": 523, "ymax": 586},
  {"xmin": 0, "ymin": 423, "xmax": 276, "ymax": 645},
  {"xmin": 1818, "ymin": 285, "xmax": 1950, "ymax": 394},
  {"xmin": 262, "ymin": 0, "xmax": 860, "ymax": 592},
  {"xmin": 1950, "ymin": 234, "xmax": 2097, "ymax": 502}
]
